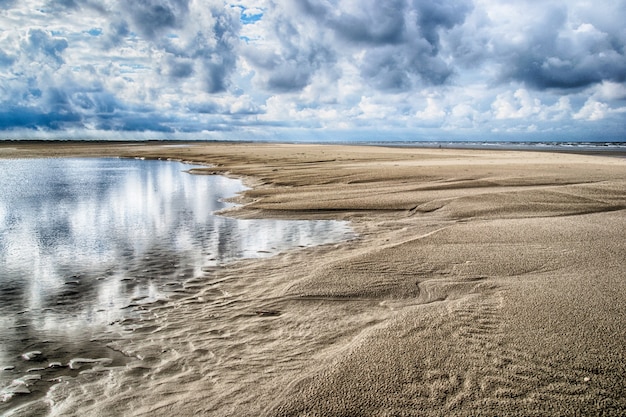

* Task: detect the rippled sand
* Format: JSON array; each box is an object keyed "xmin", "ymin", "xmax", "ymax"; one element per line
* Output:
[{"xmin": 2, "ymin": 142, "xmax": 625, "ymax": 416}]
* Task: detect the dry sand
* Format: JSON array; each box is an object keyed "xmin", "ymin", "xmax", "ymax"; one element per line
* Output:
[{"xmin": 1, "ymin": 142, "xmax": 625, "ymax": 416}]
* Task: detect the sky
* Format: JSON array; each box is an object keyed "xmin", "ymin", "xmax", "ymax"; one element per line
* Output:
[{"xmin": 0, "ymin": 0, "xmax": 625, "ymax": 142}]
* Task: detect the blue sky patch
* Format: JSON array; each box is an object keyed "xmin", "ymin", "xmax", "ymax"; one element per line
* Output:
[
  {"xmin": 233, "ymin": 5, "xmax": 263, "ymax": 25},
  {"xmin": 86, "ymin": 28, "xmax": 103, "ymax": 37}
]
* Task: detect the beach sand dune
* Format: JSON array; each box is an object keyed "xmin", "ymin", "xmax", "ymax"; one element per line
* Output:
[{"xmin": 1, "ymin": 143, "xmax": 625, "ymax": 416}]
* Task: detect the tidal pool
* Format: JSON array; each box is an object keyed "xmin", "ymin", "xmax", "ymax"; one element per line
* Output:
[{"xmin": 0, "ymin": 157, "xmax": 353, "ymax": 408}]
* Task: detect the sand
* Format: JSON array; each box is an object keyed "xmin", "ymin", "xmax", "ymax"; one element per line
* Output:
[{"xmin": 1, "ymin": 142, "xmax": 625, "ymax": 416}]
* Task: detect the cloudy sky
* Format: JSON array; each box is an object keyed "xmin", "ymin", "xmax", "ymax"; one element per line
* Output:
[{"xmin": 1, "ymin": 0, "xmax": 625, "ymax": 141}]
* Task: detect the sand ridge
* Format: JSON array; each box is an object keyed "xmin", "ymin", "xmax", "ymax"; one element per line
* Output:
[{"xmin": 1, "ymin": 142, "xmax": 625, "ymax": 416}]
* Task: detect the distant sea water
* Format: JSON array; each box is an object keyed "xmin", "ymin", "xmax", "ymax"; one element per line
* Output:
[
  {"xmin": 356, "ymin": 141, "xmax": 626, "ymax": 154},
  {"xmin": 2, "ymin": 139, "xmax": 625, "ymax": 154}
]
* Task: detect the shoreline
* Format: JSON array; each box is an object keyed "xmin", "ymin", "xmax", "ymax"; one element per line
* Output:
[
  {"xmin": 2, "ymin": 139, "xmax": 626, "ymax": 158},
  {"xmin": 1, "ymin": 142, "xmax": 625, "ymax": 416}
]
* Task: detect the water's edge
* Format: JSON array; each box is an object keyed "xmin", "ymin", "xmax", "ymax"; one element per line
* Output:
[{"xmin": 0, "ymin": 156, "xmax": 355, "ymax": 415}]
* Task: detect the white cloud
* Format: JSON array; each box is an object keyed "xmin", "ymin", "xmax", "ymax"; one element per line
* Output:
[
  {"xmin": 491, "ymin": 89, "xmax": 542, "ymax": 120},
  {"xmin": 356, "ymin": 96, "xmax": 397, "ymax": 121},
  {"xmin": 415, "ymin": 96, "xmax": 447, "ymax": 121},
  {"xmin": 574, "ymin": 99, "xmax": 609, "ymax": 121},
  {"xmin": 0, "ymin": 0, "xmax": 624, "ymax": 140},
  {"xmin": 594, "ymin": 81, "xmax": 626, "ymax": 101},
  {"xmin": 545, "ymin": 97, "xmax": 572, "ymax": 121}
]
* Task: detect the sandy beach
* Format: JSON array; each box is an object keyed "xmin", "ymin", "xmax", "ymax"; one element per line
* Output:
[{"xmin": 1, "ymin": 142, "xmax": 625, "ymax": 416}]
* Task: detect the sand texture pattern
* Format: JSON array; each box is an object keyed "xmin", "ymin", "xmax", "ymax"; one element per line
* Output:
[{"xmin": 1, "ymin": 142, "xmax": 625, "ymax": 416}]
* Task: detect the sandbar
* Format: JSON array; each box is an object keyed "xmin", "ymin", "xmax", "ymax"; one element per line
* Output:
[{"xmin": 1, "ymin": 141, "xmax": 625, "ymax": 416}]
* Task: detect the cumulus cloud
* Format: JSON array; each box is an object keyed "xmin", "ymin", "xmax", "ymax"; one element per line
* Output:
[
  {"xmin": 112, "ymin": 0, "xmax": 240, "ymax": 93},
  {"xmin": 0, "ymin": 0, "xmax": 624, "ymax": 139},
  {"xmin": 482, "ymin": 3, "xmax": 626, "ymax": 90},
  {"xmin": 0, "ymin": 0, "xmax": 243, "ymax": 132},
  {"xmin": 121, "ymin": 0, "xmax": 190, "ymax": 40},
  {"xmin": 241, "ymin": 3, "xmax": 335, "ymax": 92},
  {"xmin": 25, "ymin": 29, "xmax": 69, "ymax": 67},
  {"xmin": 415, "ymin": 96, "xmax": 447, "ymax": 121},
  {"xmin": 324, "ymin": 0, "xmax": 407, "ymax": 45},
  {"xmin": 492, "ymin": 89, "xmax": 542, "ymax": 120},
  {"xmin": 270, "ymin": 0, "xmax": 474, "ymax": 90},
  {"xmin": 574, "ymin": 99, "xmax": 610, "ymax": 121}
]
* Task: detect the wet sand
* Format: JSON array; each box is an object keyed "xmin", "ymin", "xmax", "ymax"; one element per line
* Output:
[{"xmin": 1, "ymin": 142, "xmax": 625, "ymax": 416}]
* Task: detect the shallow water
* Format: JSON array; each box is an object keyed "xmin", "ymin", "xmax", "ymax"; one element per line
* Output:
[{"xmin": 0, "ymin": 157, "xmax": 353, "ymax": 410}]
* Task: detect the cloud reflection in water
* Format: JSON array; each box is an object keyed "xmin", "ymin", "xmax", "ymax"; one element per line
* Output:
[{"xmin": 0, "ymin": 157, "xmax": 352, "ymax": 387}]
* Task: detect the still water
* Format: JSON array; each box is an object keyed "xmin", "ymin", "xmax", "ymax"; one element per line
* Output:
[{"xmin": 0, "ymin": 157, "xmax": 352, "ymax": 406}]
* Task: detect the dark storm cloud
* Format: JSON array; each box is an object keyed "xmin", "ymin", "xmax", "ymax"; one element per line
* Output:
[
  {"xmin": 0, "ymin": 95, "xmax": 176, "ymax": 133},
  {"xmin": 103, "ymin": 19, "xmax": 130, "ymax": 48},
  {"xmin": 130, "ymin": 3, "xmax": 241, "ymax": 93},
  {"xmin": 244, "ymin": 16, "xmax": 335, "ymax": 92},
  {"xmin": 509, "ymin": 48, "xmax": 626, "ymax": 90},
  {"xmin": 325, "ymin": 0, "xmax": 407, "ymax": 45},
  {"xmin": 411, "ymin": 0, "xmax": 473, "ymax": 53},
  {"xmin": 116, "ymin": 115, "xmax": 175, "ymax": 132},
  {"xmin": 495, "ymin": 6, "xmax": 626, "ymax": 90},
  {"xmin": 160, "ymin": 55, "xmax": 194, "ymax": 78},
  {"xmin": 119, "ymin": 0, "xmax": 190, "ymax": 40},
  {"xmin": 250, "ymin": 0, "xmax": 473, "ymax": 92},
  {"xmin": 348, "ymin": 0, "xmax": 472, "ymax": 90},
  {"xmin": 313, "ymin": 0, "xmax": 472, "ymax": 49},
  {"xmin": 0, "ymin": 83, "xmax": 130, "ymax": 131},
  {"xmin": 251, "ymin": 42, "xmax": 333, "ymax": 93},
  {"xmin": 199, "ymin": 10, "xmax": 240, "ymax": 93},
  {"xmin": 44, "ymin": 0, "xmax": 107, "ymax": 14},
  {"xmin": 73, "ymin": 91, "xmax": 116, "ymax": 112},
  {"xmin": 0, "ymin": 107, "xmax": 81, "ymax": 130},
  {"xmin": 44, "ymin": 88, "xmax": 73, "ymax": 114},
  {"xmin": 360, "ymin": 43, "xmax": 452, "ymax": 90},
  {"xmin": 25, "ymin": 29, "xmax": 68, "ymax": 66}
]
